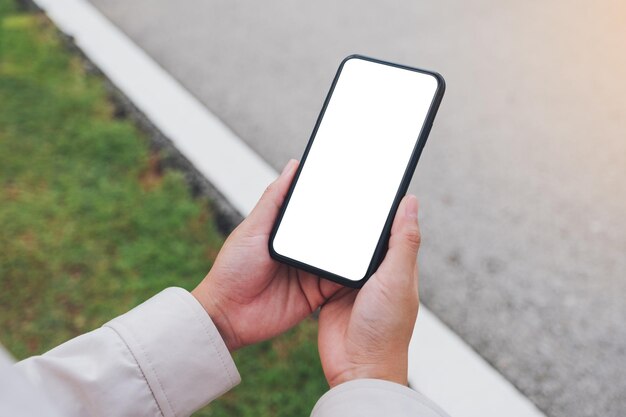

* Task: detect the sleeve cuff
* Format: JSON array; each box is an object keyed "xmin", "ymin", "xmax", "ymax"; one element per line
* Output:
[
  {"xmin": 105, "ymin": 287, "xmax": 240, "ymax": 417},
  {"xmin": 312, "ymin": 379, "xmax": 450, "ymax": 417}
]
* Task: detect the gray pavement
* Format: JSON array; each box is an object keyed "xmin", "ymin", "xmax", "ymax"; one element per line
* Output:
[{"xmin": 86, "ymin": 1, "xmax": 626, "ymax": 416}]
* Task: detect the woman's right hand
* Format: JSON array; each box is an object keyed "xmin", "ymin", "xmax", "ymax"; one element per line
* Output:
[{"xmin": 317, "ymin": 194, "xmax": 422, "ymax": 387}]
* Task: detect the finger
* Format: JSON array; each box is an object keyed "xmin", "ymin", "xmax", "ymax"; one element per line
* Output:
[
  {"xmin": 243, "ymin": 159, "xmax": 299, "ymax": 235},
  {"xmin": 296, "ymin": 273, "xmax": 345, "ymax": 311},
  {"xmin": 373, "ymin": 194, "xmax": 421, "ymax": 287},
  {"xmin": 319, "ymin": 279, "xmax": 345, "ymax": 301}
]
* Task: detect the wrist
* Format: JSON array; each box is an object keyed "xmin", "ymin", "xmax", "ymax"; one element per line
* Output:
[
  {"xmin": 328, "ymin": 360, "xmax": 408, "ymax": 388},
  {"xmin": 191, "ymin": 284, "xmax": 240, "ymax": 352}
]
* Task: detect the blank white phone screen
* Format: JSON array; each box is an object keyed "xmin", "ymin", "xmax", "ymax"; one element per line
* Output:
[{"xmin": 272, "ymin": 57, "xmax": 438, "ymax": 281}]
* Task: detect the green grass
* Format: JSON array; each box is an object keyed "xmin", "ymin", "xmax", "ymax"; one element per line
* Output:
[{"xmin": 0, "ymin": 2, "xmax": 328, "ymax": 415}]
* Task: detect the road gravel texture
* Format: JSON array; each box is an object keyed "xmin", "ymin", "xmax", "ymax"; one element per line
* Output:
[{"xmin": 86, "ymin": 1, "xmax": 626, "ymax": 416}]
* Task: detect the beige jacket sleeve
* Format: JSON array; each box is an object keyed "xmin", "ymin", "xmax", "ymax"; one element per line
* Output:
[
  {"xmin": 8, "ymin": 287, "xmax": 240, "ymax": 417},
  {"xmin": 2, "ymin": 287, "xmax": 449, "ymax": 417},
  {"xmin": 311, "ymin": 378, "xmax": 450, "ymax": 417}
]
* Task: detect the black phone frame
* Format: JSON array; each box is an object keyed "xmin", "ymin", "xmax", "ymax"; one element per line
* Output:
[{"xmin": 268, "ymin": 54, "xmax": 446, "ymax": 288}]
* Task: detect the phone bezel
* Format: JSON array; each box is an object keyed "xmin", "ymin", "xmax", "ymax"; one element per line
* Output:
[{"xmin": 268, "ymin": 54, "xmax": 446, "ymax": 288}]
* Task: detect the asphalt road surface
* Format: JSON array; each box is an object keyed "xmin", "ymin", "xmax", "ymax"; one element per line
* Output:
[{"xmin": 86, "ymin": 1, "xmax": 626, "ymax": 416}]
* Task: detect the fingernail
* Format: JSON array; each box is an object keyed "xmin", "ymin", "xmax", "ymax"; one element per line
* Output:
[
  {"xmin": 280, "ymin": 159, "xmax": 297, "ymax": 177},
  {"xmin": 405, "ymin": 195, "xmax": 418, "ymax": 221}
]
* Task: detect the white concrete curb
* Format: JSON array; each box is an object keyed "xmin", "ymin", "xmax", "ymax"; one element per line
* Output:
[{"xmin": 32, "ymin": 0, "xmax": 547, "ymax": 416}]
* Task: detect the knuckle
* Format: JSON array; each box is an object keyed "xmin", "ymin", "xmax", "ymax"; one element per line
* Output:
[
  {"xmin": 404, "ymin": 226, "xmax": 422, "ymax": 249},
  {"xmin": 263, "ymin": 181, "xmax": 277, "ymax": 197},
  {"xmin": 262, "ymin": 180, "xmax": 285, "ymax": 211}
]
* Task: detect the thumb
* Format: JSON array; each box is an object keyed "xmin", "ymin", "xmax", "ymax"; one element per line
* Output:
[
  {"xmin": 374, "ymin": 194, "xmax": 421, "ymax": 286},
  {"xmin": 242, "ymin": 159, "xmax": 299, "ymax": 235}
]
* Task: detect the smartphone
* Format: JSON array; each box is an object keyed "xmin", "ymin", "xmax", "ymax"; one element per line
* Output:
[{"xmin": 269, "ymin": 55, "xmax": 445, "ymax": 288}]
